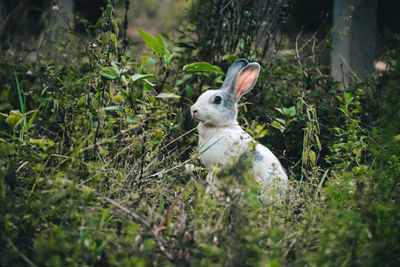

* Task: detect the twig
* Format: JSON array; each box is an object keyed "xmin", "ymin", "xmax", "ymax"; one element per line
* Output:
[
  {"xmin": 222, "ymin": 0, "xmax": 233, "ymax": 12},
  {"xmin": 146, "ymin": 158, "xmax": 191, "ymax": 179},
  {"xmin": 6, "ymin": 237, "xmax": 37, "ymax": 267},
  {"xmin": 138, "ymin": 135, "xmax": 147, "ymax": 188},
  {"xmin": 157, "ymin": 186, "xmax": 186, "ymax": 232},
  {"xmin": 80, "ymin": 183, "xmax": 150, "ymax": 227},
  {"xmin": 295, "ymin": 28, "xmax": 308, "ymax": 79},
  {"xmin": 156, "ymin": 58, "xmax": 169, "ymax": 94},
  {"xmin": 126, "ymin": 95, "xmax": 137, "ymax": 113},
  {"xmin": 159, "ymin": 126, "xmax": 198, "ymax": 151},
  {"xmin": 152, "ymin": 227, "xmax": 173, "ymax": 259}
]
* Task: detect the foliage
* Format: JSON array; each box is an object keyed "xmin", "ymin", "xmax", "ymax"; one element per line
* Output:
[
  {"xmin": 186, "ymin": 0, "xmax": 289, "ymax": 62},
  {"xmin": 1, "ymin": 0, "xmax": 400, "ymax": 266}
]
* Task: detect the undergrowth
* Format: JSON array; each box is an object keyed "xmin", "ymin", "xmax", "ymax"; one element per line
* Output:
[{"xmin": 1, "ymin": 1, "xmax": 400, "ymax": 266}]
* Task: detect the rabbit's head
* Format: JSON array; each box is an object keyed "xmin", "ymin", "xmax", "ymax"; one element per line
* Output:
[{"xmin": 191, "ymin": 59, "xmax": 260, "ymax": 127}]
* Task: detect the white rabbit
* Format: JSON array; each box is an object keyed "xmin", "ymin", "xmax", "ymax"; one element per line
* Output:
[{"xmin": 190, "ymin": 59, "xmax": 287, "ymax": 193}]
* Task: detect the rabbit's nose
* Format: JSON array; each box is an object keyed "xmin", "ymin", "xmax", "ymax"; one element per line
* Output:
[{"xmin": 191, "ymin": 106, "xmax": 198, "ymax": 115}]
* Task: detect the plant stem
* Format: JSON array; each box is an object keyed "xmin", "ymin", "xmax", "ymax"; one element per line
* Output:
[{"xmin": 14, "ymin": 69, "xmax": 27, "ymax": 141}]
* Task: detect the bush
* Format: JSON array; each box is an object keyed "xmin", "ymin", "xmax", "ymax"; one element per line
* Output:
[{"xmin": 1, "ymin": 1, "xmax": 399, "ymax": 266}]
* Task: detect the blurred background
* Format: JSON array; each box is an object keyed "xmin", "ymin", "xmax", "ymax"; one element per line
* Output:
[{"xmin": 2, "ymin": 0, "xmax": 400, "ymax": 81}]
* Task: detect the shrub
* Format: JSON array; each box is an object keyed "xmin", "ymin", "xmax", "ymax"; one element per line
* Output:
[{"xmin": 1, "ymin": 0, "xmax": 399, "ymax": 266}]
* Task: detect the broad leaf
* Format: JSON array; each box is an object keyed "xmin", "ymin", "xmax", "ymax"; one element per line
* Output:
[
  {"xmin": 156, "ymin": 34, "xmax": 166, "ymax": 58},
  {"xmin": 156, "ymin": 93, "xmax": 181, "ymax": 99},
  {"xmin": 309, "ymin": 150, "xmax": 316, "ymax": 165},
  {"xmin": 185, "ymin": 85, "xmax": 193, "ymax": 98},
  {"xmin": 138, "ymin": 29, "xmax": 158, "ymax": 54},
  {"xmin": 5, "ymin": 110, "xmax": 23, "ymax": 127},
  {"xmin": 183, "ymin": 62, "xmax": 224, "ymax": 74},
  {"xmin": 103, "ymin": 106, "xmax": 124, "ymax": 112},
  {"xmin": 271, "ymin": 121, "xmax": 282, "ymax": 130},
  {"xmin": 138, "ymin": 29, "xmax": 166, "ymax": 58},
  {"xmin": 131, "ymin": 74, "xmax": 155, "ymax": 82},
  {"xmin": 286, "ymin": 106, "xmax": 296, "ymax": 117},
  {"xmin": 101, "ymin": 66, "xmax": 119, "ymax": 80},
  {"xmin": 223, "ymin": 54, "xmax": 239, "ymax": 63}
]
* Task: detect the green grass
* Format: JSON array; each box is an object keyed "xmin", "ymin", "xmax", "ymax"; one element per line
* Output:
[{"xmin": 1, "ymin": 1, "xmax": 400, "ymax": 266}]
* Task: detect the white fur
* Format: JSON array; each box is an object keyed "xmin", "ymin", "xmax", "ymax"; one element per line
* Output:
[{"xmin": 191, "ymin": 59, "xmax": 288, "ymax": 192}]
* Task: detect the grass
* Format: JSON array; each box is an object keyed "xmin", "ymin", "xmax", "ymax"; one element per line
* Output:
[{"xmin": 0, "ymin": 1, "xmax": 400, "ymax": 266}]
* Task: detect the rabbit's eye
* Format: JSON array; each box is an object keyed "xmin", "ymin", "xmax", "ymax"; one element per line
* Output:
[{"xmin": 213, "ymin": 96, "xmax": 222, "ymax": 104}]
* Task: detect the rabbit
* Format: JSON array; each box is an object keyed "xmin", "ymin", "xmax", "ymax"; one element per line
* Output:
[{"xmin": 190, "ymin": 59, "xmax": 288, "ymax": 193}]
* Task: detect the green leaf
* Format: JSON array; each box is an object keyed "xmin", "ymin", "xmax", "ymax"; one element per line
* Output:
[
  {"xmin": 147, "ymin": 95, "xmax": 158, "ymax": 105},
  {"xmin": 109, "ymin": 33, "xmax": 117, "ymax": 51},
  {"xmin": 344, "ymin": 92, "xmax": 354, "ymax": 104},
  {"xmin": 138, "ymin": 29, "xmax": 166, "ymax": 58},
  {"xmin": 185, "ymin": 85, "xmax": 193, "ymax": 98},
  {"xmin": 28, "ymin": 138, "xmax": 54, "ymax": 146},
  {"xmin": 271, "ymin": 121, "xmax": 282, "ymax": 130},
  {"xmin": 183, "ymin": 74, "xmax": 193, "ymax": 80},
  {"xmin": 27, "ymin": 107, "xmax": 41, "ymax": 130},
  {"xmin": 286, "ymin": 118, "xmax": 297, "ymax": 126},
  {"xmin": 5, "ymin": 110, "xmax": 23, "ymax": 127},
  {"xmin": 102, "ymin": 32, "xmax": 110, "ymax": 45},
  {"xmin": 101, "ymin": 66, "xmax": 119, "ymax": 80},
  {"xmin": 275, "ymin": 118, "xmax": 286, "ymax": 125},
  {"xmin": 275, "ymin": 107, "xmax": 284, "ymax": 115},
  {"xmin": 131, "ymin": 74, "xmax": 155, "ymax": 82},
  {"xmin": 309, "ymin": 150, "xmax": 316, "ymax": 165},
  {"xmin": 302, "ymin": 150, "xmax": 308, "ymax": 164},
  {"xmin": 144, "ymin": 79, "xmax": 155, "ymax": 87},
  {"xmin": 164, "ymin": 51, "xmax": 174, "ymax": 66},
  {"xmin": 144, "ymin": 82, "xmax": 153, "ymax": 91},
  {"xmin": 353, "ymin": 148, "xmax": 361, "ymax": 158},
  {"xmin": 183, "ymin": 62, "xmax": 224, "ymax": 74},
  {"xmin": 335, "ymin": 95, "xmax": 343, "ymax": 102},
  {"xmin": 259, "ymin": 129, "xmax": 268, "ymax": 138},
  {"xmin": 92, "ymin": 98, "xmax": 99, "ymax": 110},
  {"xmin": 156, "ymin": 34, "xmax": 167, "ymax": 58},
  {"xmin": 303, "ymin": 134, "xmax": 308, "ymax": 148},
  {"xmin": 127, "ymin": 115, "xmax": 135, "ymax": 123},
  {"xmin": 103, "ymin": 106, "xmax": 124, "ymax": 112},
  {"xmin": 315, "ymin": 134, "xmax": 322, "ymax": 151},
  {"xmin": 112, "ymin": 94, "xmax": 127, "ymax": 102},
  {"xmin": 286, "ymin": 106, "xmax": 296, "ymax": 117},
  {"xmin": 28, "ymin": 138, "xmax": 55, "ymax": 151},
  {"xmin": 155, "ymin": 93, "xmax": 181, "ymax": 99},
  {"xmin": 138, "ymin": 29, "xmax": 158, "ymax": 54},
  {"xmin": 113, "ymin": 20, "xmax": 119, "ymax": 38},
  {"xmin": 223, "ymin": 54, "xmax": 239, "ymax": 63},
  {"xmin": 339, "ymin": 105, "xmax": 347, "ymax": 115}
]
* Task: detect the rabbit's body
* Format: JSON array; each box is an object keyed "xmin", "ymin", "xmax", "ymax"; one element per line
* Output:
[
  {"xmin": 198, "ymin": 121, "xmax": 251, "ymax": 168},
  {"xmin": 191, "ymin": 59, "xmax": 287, "ymax": 191},
  {"xmin": 198, "ymin": 120, "xmax": 287, "ymax": 186}
]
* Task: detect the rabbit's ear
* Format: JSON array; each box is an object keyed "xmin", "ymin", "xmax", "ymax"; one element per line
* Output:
[
  {"xmin": 229, "ymin": 62, "xmax": 260, "ymax": 100},
  {"xmin": 222, "ymin": 59, "xmax": 249, "ymax": 89}
]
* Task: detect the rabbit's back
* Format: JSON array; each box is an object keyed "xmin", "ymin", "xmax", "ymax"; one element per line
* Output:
[
  {"xmin": 252, "ymin": 143, "xmax": 288, "ymax": 184},
  {"xmin": 198, "ymin": 123, "xmax": 287, "ymax": 183},
  {"xmin": 198, "ymin": 123, "xmax": 287, "ymax": 187}
]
